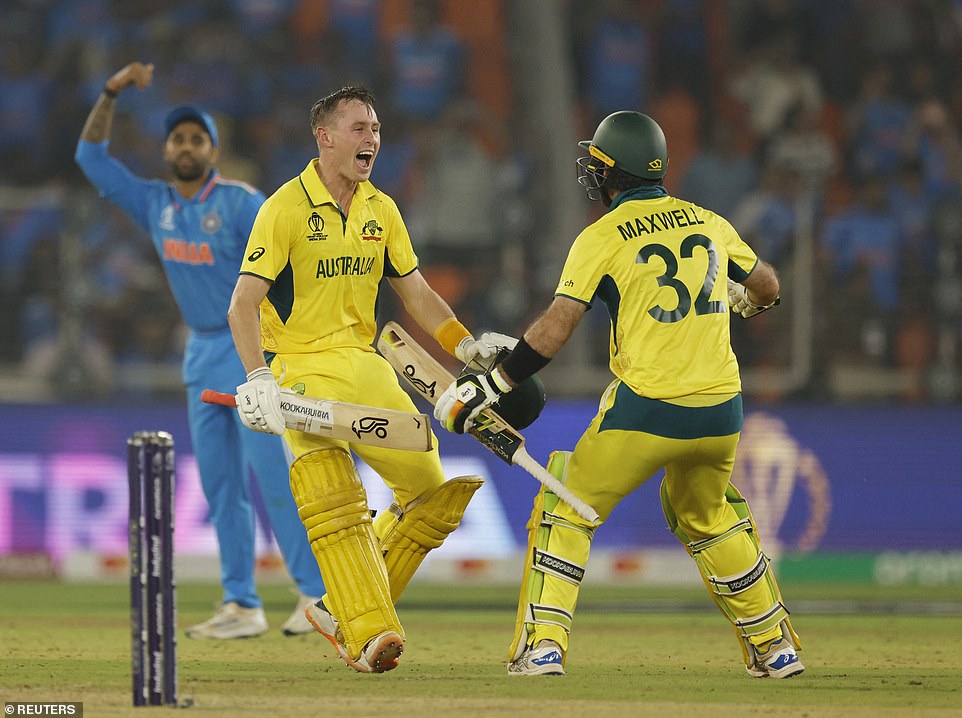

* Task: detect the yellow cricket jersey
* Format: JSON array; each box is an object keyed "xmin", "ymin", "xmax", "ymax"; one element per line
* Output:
[
  {"xmin": 556, "ymin": 188, "xmax": 758, "ymax": 399},
  {"xmin": 240, "ymin": 160, "xmax": 418, "ymax": 354}
]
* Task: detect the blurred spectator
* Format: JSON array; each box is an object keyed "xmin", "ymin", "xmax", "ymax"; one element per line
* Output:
[
  {"xmin": 573, "ymin": 0, "xmax": 651, "ymax": 127},
  {"xmin": 369, "ymin": 109, "xmax": 420, "ymax": 206},
  {"xmin": 846, "ymin": 62, "xmax": 912, "ymax": 177},
  {"xmin": 680, "ymin": 118, "xmax": 758, "ymax": 218},
  {"xmin": 653, "ymin": 0, "xmax": 710, "ymax": 106},
  {"xmin": 821, "ymin": 175, "xmax": 903, "ymax": 312},
  {"xmin": 225, "ymin": 0, "xmax": 295, "ymax": 38},
  {"xmin": 887, "ymin": 159, "xmax": 937, "ymax": 277},
  {"xmin": 648, "ymin": 69, "xmax": 700, "ymax": 194},
  {"xmin": 389, "ymin": 0, "xmax": 466, "ymax": 123},
  {"xmin": 0, "ymin": 40, "xmax": 54, "ymax": 184},
  {"xmin": 767, "ymin": 102, "xmax": 838, "ymax": 184},
  {"xmin": 17, "ymin": 238, "xmax": 113, "ymax": 395},
  {"xmin": 406, "ymin": 98, "xmax": 507, "ymax": 326},
  {"xmin": 729, "ymin": 30, "xmax": 823, "ymax": 156},
  {"xmin": 327, "ymin": 0, "xmax": 386, "ymax": 88},
  {"xmin": 734, "ymin": 0, "xmax": 819, "ymax": 62},
  {"xmin": 732, "ymin": 162, "xmax": 800, "ymax": 268},
  {"xmin": 904, "ymin": 98, "xmax": 962, "ymax": 201}
]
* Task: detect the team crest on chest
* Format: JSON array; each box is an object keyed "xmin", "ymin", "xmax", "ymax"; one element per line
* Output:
[
  {"xmin": 201, "ymin": 210, "xmax": 222, "ymax": 233},
  {"xmin": 360, "ymin": 218, "xmax": 383, "ymax": 242}
]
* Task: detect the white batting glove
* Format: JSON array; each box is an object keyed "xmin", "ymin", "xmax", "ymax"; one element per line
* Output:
[
  {"xmin": 235, "ymin": 367, "xmax": 286, "ymax": 435},
  {"xmin": 479, "ymin": 331, "xmax": 518, "ymax": 351},
  {"xmin": 727, "ymin": 279, "xmax": 780, "ymax": 318},
  {"xmin": 435, "ymin": 368, "xmax": 512, "ymax": 434},
  {"xmin": 456, "ymin": 331, "xmax": 519, "ymax": 370},
  {"xmin": 454, "ymin": 336, "xmax": 497, "ymax": 366}
]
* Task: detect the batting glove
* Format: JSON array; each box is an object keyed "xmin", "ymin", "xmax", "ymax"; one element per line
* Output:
[
  {"xmin": 455, "ymin": 336, "xmax": 498, "ymax": 366},
  {"xmin": 457, "ymin": 331, "xmax": 520, "ymax": 371},
  {"xmin": 235, "ymin": 367, "xmax": 286, "ymax": 435},
  {"xmin": 435, "ymin": 368, "xmax": 512, "ymax": 434},
  {"xmin": 727, "ymin": 279, "xmax": 780, "ymax": 318}
]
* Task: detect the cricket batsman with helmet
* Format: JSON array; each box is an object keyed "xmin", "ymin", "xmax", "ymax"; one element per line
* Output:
[{"xmin": 435, "ymin": 110, "xmax": 803, "ymax": 679}]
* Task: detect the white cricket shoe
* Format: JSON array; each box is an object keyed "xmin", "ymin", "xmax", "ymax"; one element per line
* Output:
[
  {"xmin": 746, "ymin": 637, "xmax": 805, "ymax": 679},
  {"xmin": 282, "ymin": 594, "xmax": 323, "ymax": 636},
  {"xmin": 305, "ymin": 600, "xmax": 403, "ymax": 673},
  {"xmin": 507, "ymin": 640, "xmax": 565, "ymax": 676},
  {"xmin": 185, "ymin": 601, "xmax": 268, "ymax": 639}
]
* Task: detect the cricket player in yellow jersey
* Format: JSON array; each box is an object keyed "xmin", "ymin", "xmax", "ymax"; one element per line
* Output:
[
  {"xmin": 436, "ymin": 111, "xmax": 803, "ymax": 678},
  {"xmin": 227, "ymin": 86, "xmax": 496, "ymax": 674}
]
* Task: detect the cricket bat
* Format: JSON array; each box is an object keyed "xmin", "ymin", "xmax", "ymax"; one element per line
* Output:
[
  {"xmin": 377, "ymin": 321, "xmax": 600, "ymax": 523},
  {"xmin": 201, "ymin": 389, "xmax": 432, "ymax": 452}
]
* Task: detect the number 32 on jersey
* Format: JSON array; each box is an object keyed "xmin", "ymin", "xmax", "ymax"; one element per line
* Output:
[{"xmin": 636, "ymin": 233, "xmax": 725, "ymax": 324}]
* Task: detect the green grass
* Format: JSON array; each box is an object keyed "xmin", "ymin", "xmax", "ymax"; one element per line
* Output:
[{"xmin": 2, "ymin": 581, "xmax": 961, "ymax": 717}]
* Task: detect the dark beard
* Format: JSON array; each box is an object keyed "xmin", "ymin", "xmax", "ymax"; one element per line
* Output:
[{"xmin": 171, "ymin": 157, "xmax": 207, "ymax": 182}]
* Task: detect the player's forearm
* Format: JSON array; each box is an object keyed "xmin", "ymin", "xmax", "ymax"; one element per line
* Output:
[
  {"xmin": 228, "ymin": 281, "xmax": 270, "ymax": 374},
  {"xmin": 744, "ymin": 260, "xmax": 780, "ymax": 306},
  {"xmin": 228, "ymin": 309, "xmax": 268, "ymax": 374},
  {"xmin": 522, "ymin": 298, "xmax": 584, "ymax": 359},
  {"xmin": 80, "ymin": 91, "xmax": 117, "ymax": 143}
]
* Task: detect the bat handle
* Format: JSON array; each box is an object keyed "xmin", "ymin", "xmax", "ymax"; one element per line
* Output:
[
  {"xmin": 201, "ymin": 389, "xmax": 237, "ymax": 408},
  {"xmin": 513, "ymin": 449, "xmax": 600, "ymax": 524}
]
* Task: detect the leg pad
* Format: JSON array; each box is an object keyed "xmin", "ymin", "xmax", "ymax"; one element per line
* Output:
[
  {"xmin": 290, "ymin": 448, "xmax": 402, "ymax": 660},
  {"xmin": 378, "ymin": 476, "xmax": 483, "ymax": 602},
  {"xmin": 508, "ymin": 451, "xmax": 595, "ymax": 663},
  {"xmin": 661, "ymin": 479, "xmax": 800, "ymax": 667}
]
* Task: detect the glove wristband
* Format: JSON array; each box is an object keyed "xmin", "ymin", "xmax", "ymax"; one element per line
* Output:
[
  {"xmin": 500, "ymin": 337, "xmax": 550, "ymax": 385},
  {"xmin": 434, "ymin": 317, "xmax": 472, "ymax": 358},
  {"xmin": 488, "ymin": 367, "xmax": 513, "ymax": 394},
  {"xmin": 246, "ymin": 366, "xmax": 274, "ymax": 382},
  {"xmin": 102, "ymin": 84, "xmax": 118, "ymax": 98}
]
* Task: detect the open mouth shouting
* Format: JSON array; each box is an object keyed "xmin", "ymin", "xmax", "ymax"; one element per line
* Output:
[{"xmin": 356, "ymin": 149, "xmax": 375, "ymax": 172}]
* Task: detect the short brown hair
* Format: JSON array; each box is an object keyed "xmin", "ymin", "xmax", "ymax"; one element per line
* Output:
[{"xmin": 310, "ymin": 86, "xmax": 377, "ymax": 134}]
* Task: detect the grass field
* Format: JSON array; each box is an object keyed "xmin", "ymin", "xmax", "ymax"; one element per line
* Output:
[{"xmin": 2, "ymin": 580, "xmax": 961, "ymax": 717}]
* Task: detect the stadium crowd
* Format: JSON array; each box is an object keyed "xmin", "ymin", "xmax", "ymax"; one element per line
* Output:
[{"xmin": 2, "ymin": 0, "xmax": 961, "ymax": 403}]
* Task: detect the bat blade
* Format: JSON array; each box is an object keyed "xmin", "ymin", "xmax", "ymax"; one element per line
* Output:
[
  {"xmin": 377, "ymin": 321, "xmax": 599, "ymax": 522},
  {"xmin": 201, "ymin": 388, "xmax": 432, "ymax": 451}
]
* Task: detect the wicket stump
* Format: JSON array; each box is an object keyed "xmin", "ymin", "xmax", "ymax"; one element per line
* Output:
[{"xmin": 128, "ymin": 431, "xmax": 177, "ymax": 707}]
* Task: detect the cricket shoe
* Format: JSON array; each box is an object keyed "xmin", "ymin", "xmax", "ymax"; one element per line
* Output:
[
  {"xmin": 507, "ymin": 640, "xmax": 565, "ymax": 676},
  {"xmin": 281, "ymin": 593, "xmax": 324, "ymax": 636},
  {"xmin": 746, "ymin": 638, "xmax": 804, "ymax": 679},
  {"xmin": 305, "ymin": 600, "xmax": 404, "ymax": 673},
  {"xmin": 185, "ymin": 601, "xmax": 268, "ymax": 639}
]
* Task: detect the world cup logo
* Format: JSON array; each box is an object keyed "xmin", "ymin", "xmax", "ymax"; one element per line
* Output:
[{"xmin": 731, "ymin": 412, "xmax": 831, "ymax": 557}]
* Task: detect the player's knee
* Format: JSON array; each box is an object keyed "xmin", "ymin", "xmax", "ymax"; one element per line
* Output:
[{"xmin": 290, "ymin": 448, "xmax": 370, "ymax": 541}]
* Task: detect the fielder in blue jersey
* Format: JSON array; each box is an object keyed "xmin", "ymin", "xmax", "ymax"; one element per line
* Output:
[{"xmin": 75, "ymin": 62, "xmax": 325, "ymax": 639}]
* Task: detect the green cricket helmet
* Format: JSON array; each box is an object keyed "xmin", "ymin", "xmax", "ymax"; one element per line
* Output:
[
  {"xmin": 491, "ymin": 372, "xmax": 546, "ymax": 430},
  {"xmin": 577, "ymin": 111, "xmax": 669, "ymax": 200}
]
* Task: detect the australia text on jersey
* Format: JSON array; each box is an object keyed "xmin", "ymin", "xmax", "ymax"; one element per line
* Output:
[{"xmin": 316, "ymin": 255, "xmax": 376, "ymax": 279}]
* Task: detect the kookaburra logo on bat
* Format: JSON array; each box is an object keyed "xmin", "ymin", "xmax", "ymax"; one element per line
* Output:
[
  {"xmin": 352, "ymin": 416, "xmax": 389, "ymax": 440},
  {"xmin": 404, "ymin": 364, "xmax": 437, "ymax": 398}
]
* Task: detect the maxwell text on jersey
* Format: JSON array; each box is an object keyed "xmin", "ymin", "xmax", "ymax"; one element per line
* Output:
[{"xmin": 617, "ymin": 206, "xmax": 705, "ymax": 242}]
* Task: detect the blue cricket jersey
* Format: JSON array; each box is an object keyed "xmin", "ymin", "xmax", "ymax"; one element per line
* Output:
[
  {"xmin": 75, "ymin": 139, "xmax": 264, "ymax": 385},
  {"xmin": 75, "ymin": 140, "xmax": 328, "ymax": 602}
]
